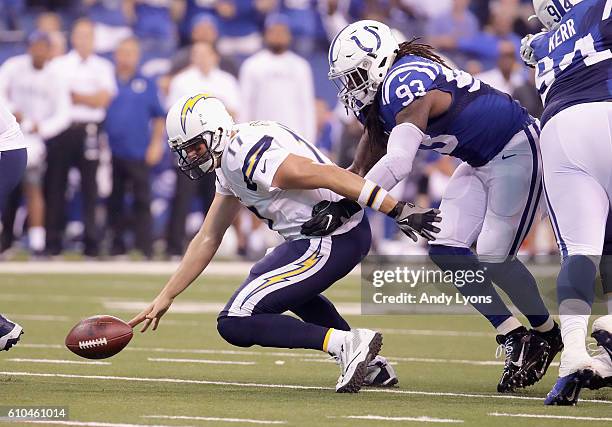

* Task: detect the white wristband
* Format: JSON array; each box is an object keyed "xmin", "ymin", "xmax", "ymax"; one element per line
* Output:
[{"xmin": 358, "ymin": 179, "xmax": 388, "ymax": 211}]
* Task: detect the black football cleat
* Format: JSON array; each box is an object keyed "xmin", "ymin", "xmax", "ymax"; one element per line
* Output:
[
  {"xmin": 363, "ymin": 356, "xmax": 398, "ymax": 387},
  {"xmin": 0, "ymin": 314, "xmax": 23, "ymax": 351},
  {"xmin": 544, "ymin": 369, "xmax": 595, "ymax": 405},
  {"xmin": 523, "ymin": 322, "xmax": 564, "ymax": 387},
  {"xmin": 496, "ymin": 326, "xmax": 551, "ymax": 393}
]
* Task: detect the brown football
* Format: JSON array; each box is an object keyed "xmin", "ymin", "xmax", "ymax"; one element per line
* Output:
[{"xmin": 65, "ymin": 315, "xmax": 133, "ymax": 359}]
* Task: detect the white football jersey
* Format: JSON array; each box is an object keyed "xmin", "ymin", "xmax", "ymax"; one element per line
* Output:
[
  {"xmin": 0, "ymin": 102, "xmax": 25, "ymax": 152},
  {"xmin": 216, "ymin": 121, "xmax": 363, "ymax": 241}
]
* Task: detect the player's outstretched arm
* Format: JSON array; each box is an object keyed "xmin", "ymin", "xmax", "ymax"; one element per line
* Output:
[
  {"xmin": 362, "ymin": 95, "xmax": 433, "ymax": 191},
  {"xmin": 272, "ymin": 154, "xmax": 398, "ymax": 214},
  {"xmin": 129, "ymin": 193, "xmax": 241, "ymax": 332},
  {"xmin": 271, "ymin": 155, "xmax": 441, "ymax": 241}
]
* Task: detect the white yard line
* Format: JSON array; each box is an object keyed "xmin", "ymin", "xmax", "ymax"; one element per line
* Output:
[
  {"xmin": 0, "ymin": 261, "xmax": 358, "ymax": 276},
  {"xmin": 143, "ymin": 415, "xmax": 286, "ymax": 425},
  {"xmin": 299, "ymin": 357, "xmax": 508, "ymax": 367},
  {"xmin": 330, "ymin": 415, "xmax": 463, "ymax": 423},
  {"xmin": 101, "ymin": 300, "xmax": 363, "ymax": 316},
  {"xmin": 19, "ymin": 343, "xmax": 64, "ymax": 349},
  {"xmin": 17, "ymin": 343, "xmax": 558, "ymax": 368},
  {"xmin": 0, "ymin": 261, "xmax": 558, "ymax": 277},
  {"xmin": 19, "ymin": 343, "xmax": 322, "ymax": 358},
  {"xmin": 489, "ymin": 412, "xmax": 612, "ymax": 422},
  {"xmin": 10, "ymin": 421, "xmax": 194, "ymax": 427},
  {"xmin": 148, "ymin": 358, "xmax": 256, "ymax": 366},
  {"xmin": 7, "ymin": 358, "xmax": 110, "ymax": 366},
  {"xmin": 1, "ymin": 371, "xmax": 610, "ymax": 405},
  {"xmin": 378, "ymin": 328, "xmax": 491, "ymax": 338}
]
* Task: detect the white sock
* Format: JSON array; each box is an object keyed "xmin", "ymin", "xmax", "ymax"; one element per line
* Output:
[
  {"xmin": 533, "ymin": 316, "xmax": 555, "ymax": 333},
  {"xmin": 28, "ymin": 226, "xmax": 45, "ymax": 252},
  {"xmin": 324, "ymin": 328, "xmax": 349, "ymax": 355},
  {"xmin": 496, "ymin": 316, "xmax": 523, "ymax": 336},
  {"xmin": 558, "ymin": 299, "xmax": 591, "ymax": 375}
]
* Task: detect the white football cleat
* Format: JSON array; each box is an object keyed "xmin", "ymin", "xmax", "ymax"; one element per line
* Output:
[
  {"xmin": 364, "ymin": 355, "xmax": 398, "ymax": 387},
  {"xmin": 0, "ymin": 314, "xmax": 23, "ymax": 351},
  {"xmin": 587, "ymin": 315, "xmax": 612, "ymax": 389},
  {"xmin": 333, "ymin": 328, "xmax": 383, "ymax": 393}
]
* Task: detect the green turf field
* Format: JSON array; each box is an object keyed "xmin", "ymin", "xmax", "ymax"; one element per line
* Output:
[{"xmin": 1, "ymin": 271, "xmax": 611, "ymax": 426}]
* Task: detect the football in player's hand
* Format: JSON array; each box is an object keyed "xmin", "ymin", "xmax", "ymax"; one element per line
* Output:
[{"xmin": 65, "ymin": 315, "xmax": 133, "ymax": 359}]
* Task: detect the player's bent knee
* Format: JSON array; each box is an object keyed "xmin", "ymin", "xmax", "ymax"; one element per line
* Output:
[{"xmin": 216, "ymin": 316, "xmax": 254, "ymax": 348}]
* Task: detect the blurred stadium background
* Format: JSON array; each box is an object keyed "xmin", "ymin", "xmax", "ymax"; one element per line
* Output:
[{"xmin": 0, "ymin": 0, "xmax": 557, "ymax": 261}]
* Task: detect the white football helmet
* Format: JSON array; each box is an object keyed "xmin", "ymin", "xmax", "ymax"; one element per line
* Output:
[
  {"xmin": 166, "ymin": 94, "xmax": 234, "ymax": 179},
  {"xmin": 532, "ymin": 0, "xmax": 580, "ymax": 30},
  {"xmin": 328, "ymin": 20, "xmax": 399, "ymax": 113}
]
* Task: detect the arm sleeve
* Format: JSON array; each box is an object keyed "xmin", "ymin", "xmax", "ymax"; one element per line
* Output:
[
  {"xmin": 148, "ymin": 78, "xmax": 166, "ymax": 117},
  {"xmin": 222, "ymin": 74, "xmax": 241, "ymax": 118},
  {"xmin": 238, "ymin": 59, "xmax": 255, "ymax": 123},
  {"xmin": 363, "ymin": 122, "xmax": 424, "ymax": 191},
  {"xmin": 0, "ymin": 60, "xmax": 17, "ymax": 113},
  {"xmin": 99, "ymin": 60, "xmax": 118, "ymax": 97},
  {"xmin": 298, "ymin": 60, "xmax": 317, "ymax": 144},
  {"xmin": 38, "ymin": 72, "xmax": 72, "ymax": 140}
]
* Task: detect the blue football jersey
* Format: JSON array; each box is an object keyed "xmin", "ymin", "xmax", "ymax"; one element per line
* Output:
[
  {"xmin": 532, "ymin": 0, "xmax": 612, "ymax": 126},
  {"xmin": 360, "ymin": 55, "xmax": 531, "ymax": 167}
]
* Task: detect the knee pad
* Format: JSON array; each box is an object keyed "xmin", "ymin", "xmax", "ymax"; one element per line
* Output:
[{"xmin": 216, "ymin": 316, "xmax": 253, "ymax": 348}]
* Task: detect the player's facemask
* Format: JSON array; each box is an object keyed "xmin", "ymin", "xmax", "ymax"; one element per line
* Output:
[
  {"xmin": 329, "ymin": 66, "xmax": 372, "ymax": 113},
  {"xmin": 170, "ymin": 128, "xmax": 224, "ymax": 180}
]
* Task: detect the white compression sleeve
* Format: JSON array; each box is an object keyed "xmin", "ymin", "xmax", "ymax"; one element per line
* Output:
[{"xmin": 364, "ymin": 122, "xmax": 424, "ymax": 191}]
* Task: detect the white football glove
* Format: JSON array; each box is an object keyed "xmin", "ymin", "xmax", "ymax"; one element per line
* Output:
[{"xmin": 520, "ymin": 32, "xmax": 546, "ymax": 68}]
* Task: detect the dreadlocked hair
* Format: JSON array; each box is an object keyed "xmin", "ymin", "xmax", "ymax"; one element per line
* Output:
[
  {"xmin": 364, "ymin": 38, "xmax": 447, "ymax": 149},
  {"xmin": 396, "ymin": 38, "xmax": 448, "ymax": 67}
]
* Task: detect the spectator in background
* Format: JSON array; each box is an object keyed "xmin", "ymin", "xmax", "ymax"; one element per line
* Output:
[
  {"xmin": 35, "ymin": 12, "xmax": 66, "ymax": 58},
  {"xmin": 240, "ymin": 14, "xmax": 316, "ymax": 143},
  {"xmin": 167, "ymin": 42, "xmax": 240, "ymax": 111},
  {"xmin": 45, "ymin": 18, "xmax": 116, "ymax": 257},
  {"xmin": 165, "ymin": 41, "xmax": 240, "ymax": 257},
  {"xmin": 426, "ymin": 0, "xmax": 479, "ymax": 67},
  {"xmin": 279, "ymin": 0, "xmax": 328, "ymax": 56},
  {"xmin": 431, "ymin": 1, "xmax": 521, "ymax": 70},
  {"xmin": 393, "ymin": 0, "xmax": 452, "ymax": 38},
  {"xmin": 476, "ymin": 40, "xmax": 525, "ymax": 94},
  {"xmin": 314, "ymin": 99, "xmax": 335, "ymax": 160},
  {"xmin": 215, "ymin": 0, "xmax": 276, "ymax": 58},
  {"xmin": 168, "ymin": 14, "xmax": 238, "ymax": 78},
  {"xmin": 130, "ymin": 0, "xmax": 183, "ymax": 59},
  {"xmin": 0, "ymin": 32, "xmax": 71, "ymax": 255},
  {"xmin": 105, "ymin": 37, "xmax": 165, "ymax": 259},
  {"xmin": 0, "ymin": 0, "xmax": 24, "ymax": 32},
  {"xmin": 83, "ymin": 0, "xmax": 133, "ymax": 56}
]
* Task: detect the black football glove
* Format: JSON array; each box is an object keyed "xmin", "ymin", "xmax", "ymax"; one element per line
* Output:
[
  {"xmin": 388, "ymin": 201, "xmax": 442, "ymax": 242},
  {"xmin": 301, "ymin": 198, "xmax": 362, "ymax": 237}
]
